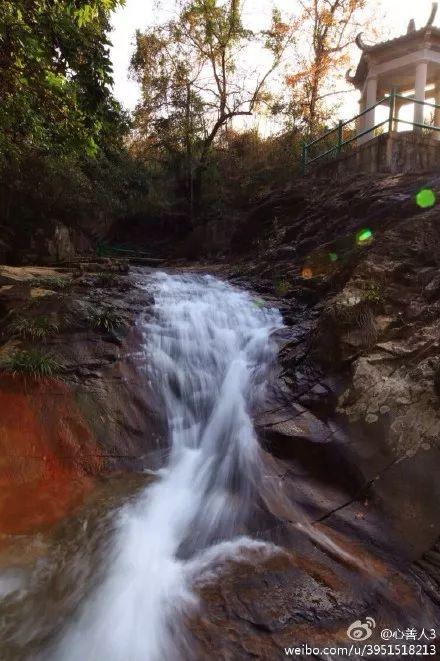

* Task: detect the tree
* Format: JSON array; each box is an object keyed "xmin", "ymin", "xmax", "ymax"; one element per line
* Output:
[
  {"xmin": 286, "ymin": 0, "xmax": 370, "ymax": 135},
  {"xmin": 0, "ymin": 0, "xmax": 150, "ymax": 254},
  {"xmin": 131, "ymin": 0, "xmax": 293, "ymax": 217},
  {"xmin": 0, "ymin": 0, "xmax": 127, "ymax": 168}
]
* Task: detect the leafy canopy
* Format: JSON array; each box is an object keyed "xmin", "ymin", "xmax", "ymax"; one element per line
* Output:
[
  {"xmin": 0, "ymin": 0, "xmax": 126, "ymax": 166},
  {"xmin": 131, "ymin": 0, "xmax": 292, "ymax": 167}
]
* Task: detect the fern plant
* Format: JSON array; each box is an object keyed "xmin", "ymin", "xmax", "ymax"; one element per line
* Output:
[
  {"xmin": 9, "ymin": 315, "xmax": 59, "ymax": 340},
  {"xmin": 2, "ymin": 350, "xmax": 62, "ymax": 378},
  {"xmin": 32, "ymin": 276, "xmax": 71, "ymax": 291},
  {"xmin": 90, "ymin": 306, "xmax": 124, "ymax": 332},
  {"xmin": 94, "ymin": 272, "xmax": 119, "ymax": 287}
]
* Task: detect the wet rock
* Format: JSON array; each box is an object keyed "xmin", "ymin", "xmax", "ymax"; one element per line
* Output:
[
  {"xmin": 424, "ymin": 274, "xmax": 440, "ymax": 301},
  {"xmin": 224, "ymin": 171, "xmax": 440, "ymax": 600},
  {"xmin": 0, "ymin": 374, "xmax": 101, "ymax": 535},
  {"xmin": 185, "ymin": 532, "xmax": 429, "ymax": 660},
  {"xmin": 0, "ymin": 267, "xmax": 166, "ymax": 535},
  {"xmin": 273, "ymin": 246, "xmax": 297, "ymax": 259}
]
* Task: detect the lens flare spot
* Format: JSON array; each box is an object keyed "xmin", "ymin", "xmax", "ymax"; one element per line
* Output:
[
  {"xmin": 416, "ymin": 188, "xmax": 436, "ymax": 209},
  {"xmin": 356, "ymin": 228, "xmax": 373, "ymax": 246},
  {"xmin": 301, "ymin": 266, "xmax": 313, "ymax": 279},
  {"xmin": 329, "ymin": 252, "xmax": 338, "ymax": 262}
]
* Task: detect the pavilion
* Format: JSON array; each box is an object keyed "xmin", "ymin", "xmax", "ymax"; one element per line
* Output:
[
  {"xmin": 302, "ymin": 3, "xmax": 440, "ymax": 174},
  {"xmin": 347, "ymin": 3, "xmax": 440, "ymax": 140}
]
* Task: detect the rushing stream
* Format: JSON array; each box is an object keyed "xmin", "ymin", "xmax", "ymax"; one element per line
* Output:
[
  {"xmin": 2, "ymin": 272, "xmax": 436, "ymax": 659},
  {"xmin": 52, "ymin": 272, "xmax": 283, "ymax": 660}
]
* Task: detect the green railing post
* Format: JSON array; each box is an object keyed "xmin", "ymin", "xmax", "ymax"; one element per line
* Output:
[
  {"xmin": 300, "ymin": 94, "xmax": 404, "ymax": 171},
  {"xmin": 388, "ymin": 89, "xmax": 396, "ymax": 134},
  {"xmin": 337, "ymin": 120, "xmax": 343, "ymax": 155},
  {"xmin": 301, "ymin": 143, "xmax": 307, "ymax": 175}
]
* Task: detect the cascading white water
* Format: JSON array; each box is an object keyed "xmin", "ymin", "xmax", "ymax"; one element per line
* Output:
[{"xmin": 54, "ymin": 272, "xmax": 283, "ymax": 661}]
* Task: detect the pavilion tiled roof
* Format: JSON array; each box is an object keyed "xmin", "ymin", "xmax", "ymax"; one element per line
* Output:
[
  {"xmin": 357, "ymin": 26, "xmax": 440, "ymax": 55},
  {"xmin": 347, "ymin": 3, "xmax": 440, "ymax": 88},
  {"xmin": 348, "ymin": 27, "xmax": 440, "ymax": 88}
]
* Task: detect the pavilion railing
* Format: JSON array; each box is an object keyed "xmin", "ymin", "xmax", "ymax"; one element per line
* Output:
[{"xmin": 301, "ymin": 92, "xmax": 440, "ymax": 174}]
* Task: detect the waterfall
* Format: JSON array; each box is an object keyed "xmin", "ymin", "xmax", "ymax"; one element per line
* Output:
[{"xmin": 54, "ymin": 272, "xmax": 283, "ymax": 660}]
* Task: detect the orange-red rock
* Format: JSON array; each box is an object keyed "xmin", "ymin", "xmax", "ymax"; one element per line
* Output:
[{"xmin": 0, "ymin": 375, "xmax": 102, "ymax": 535}]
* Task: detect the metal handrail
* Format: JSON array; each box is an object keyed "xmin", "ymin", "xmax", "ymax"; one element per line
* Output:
[
  {"xmin": 301, "ymin": 92, "xmax": 440, "ymax": 173},
  {"xmin": 395, "ymin": 93, "xmax": 440, "ymax": 110},
  {"xmin": 305, "ymin": 120, "xmax": 389, "ymax": 166},
  {"xmin": 393, "ymin": 117, "xmax": 440, "ymax": 131},
  {"xmin": 340, "ymin": 96, "xmax": 388, "ymax": 129},
  {"xmin": 305, "ymin": 97, "xmax": 389, "ymax": 149},
  {"xmin": 305, "ymin": 124, "xmax": 339, "ymax": 148}
]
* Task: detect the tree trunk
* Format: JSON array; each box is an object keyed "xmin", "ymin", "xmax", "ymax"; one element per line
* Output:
[{"xmin": 192, "ymin": 110, "xmax": 252, "ymax": 217}]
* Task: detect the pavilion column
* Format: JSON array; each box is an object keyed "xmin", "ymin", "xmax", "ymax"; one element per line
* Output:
[
  {"xmin": 414, "ymin": 60, "xmax": 428, "ymax": 128},
  {"xmin": 365, "ymin": 76, "xmax": 378, "ymax": 137},
  {"xmin": 392, "ymin": 95, "xmax": 403, "ymax": 132},
  {"xmin": 356, "ymin": 95, "xmax": 366, "ymax": 143}
]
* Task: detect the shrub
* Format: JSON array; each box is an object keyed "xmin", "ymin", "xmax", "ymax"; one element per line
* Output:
[
  {"xmin": 362, "ymin": 281, "xmax": 382, "ymax": 304},
  {"xmin": 9, "ymin": 315, "xmax": 59, "ymax": 340},
  {"xmin": 32, "ymin": 276, "xmax": 71, "ymax": 291},
  {"xmin": 2, "ymin": 350, "xmax": 62, "ymax": 378},
  {"xmin": 274, "ymin": 278, "xmax": 291, "ymax": 296},
  {"xmin": 94, "ymin": 272, "xmax": 119, "ymax": 287},
  {"xmin": 90, "ymin": 306, "xmax": 124, "ymax": 333}
]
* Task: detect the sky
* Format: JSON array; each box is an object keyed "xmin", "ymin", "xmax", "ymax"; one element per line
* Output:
[{"xmin": 109, "ymin": 0, "xmax": 436, "ymax": 121}]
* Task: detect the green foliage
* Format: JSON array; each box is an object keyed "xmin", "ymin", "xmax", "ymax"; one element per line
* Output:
[
  {"xmin": 209, "ymin": 128, "xmax": 300, "ymax": 208},
  {"xmin": 0, "ymin": 0, "xmax": 150, "ymax": 252},
  {"xmin": 9, "ymin": 315, "xmax": 59, "ymax": 340},
  {"xmin": 94, "ymin": 272, "xmax": 119, "ymax": 287},
  {"xmin": 3, "ymin": 149, "xmax": 150, "ymax": 252},
  {"xmin": 32, "ymin": 276, "xmax": 71, "ymax": 291},
  {"xmin": 274, "ymin": 278, "xmax": 291, "ymax": 296},
  {"xmin": 90, "ymin": 306, "xmax": 124, "ymax": 332},
  {"xmin": 0, "ymin": 0, "xmax": 126, "ymax": 167},
  {"xmin": 131, "ymin": 0, "xmax": 292, "ymax": 214},
  {"xmin": 2, "ymin": 349, "xmax": 62, "ymax": 378},
  {"xmin": 362, "ymin": 281, "xmax": 383, "ymax": 304},
  {"xmin": 229, "ymin": 265, "xmax": 243, "ymax": 276}
]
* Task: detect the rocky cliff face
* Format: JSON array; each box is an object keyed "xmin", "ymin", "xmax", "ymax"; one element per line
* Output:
[
  {"xmin": 0, "ymin": 264, "xmax": 166, "ymax": 539},
  {"xmin": 2, "ymin": 171, "xmax": 440, "ymax": 658},
  {"xmin": 221, "ymin": 171, "xmax": 440, "ymax": 563}
]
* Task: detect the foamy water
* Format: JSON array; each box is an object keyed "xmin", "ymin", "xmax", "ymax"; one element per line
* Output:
[{"xmin": 54, "ymin": 272, "xmax": 283, "ymax": 660}]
